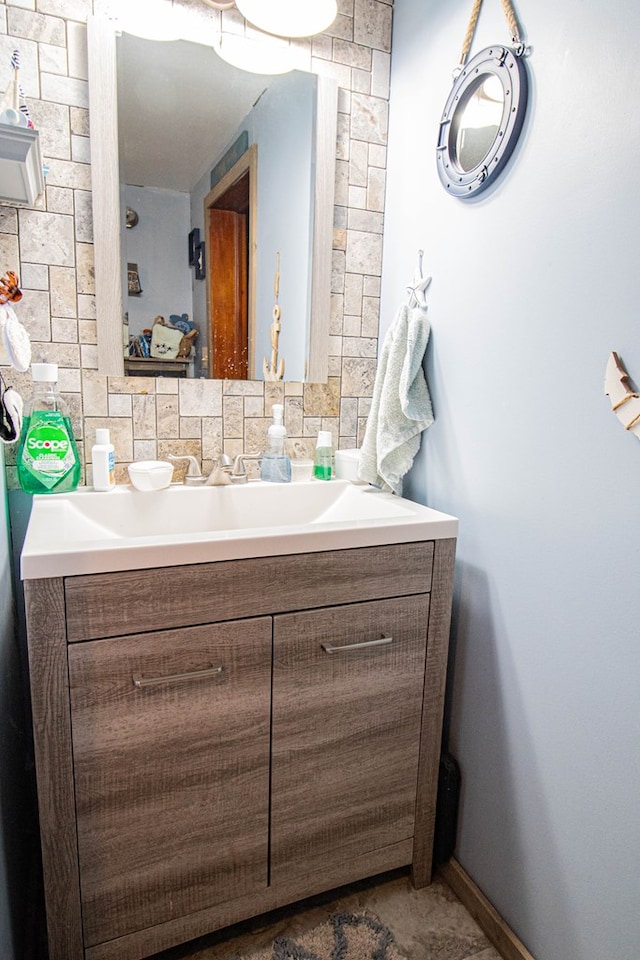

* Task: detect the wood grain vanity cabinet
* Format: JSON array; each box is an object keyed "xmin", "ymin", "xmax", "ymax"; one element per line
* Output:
[
  {"xmin": 24, "ymin": 538, "xmax": 455, "ymax": 960},
  {"xmin": 69, "ymin": 620, "xmax": 272, "ymax": 947}
]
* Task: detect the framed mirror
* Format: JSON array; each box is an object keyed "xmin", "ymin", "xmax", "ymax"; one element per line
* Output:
[
  {"xmin": 436, "ymin": 45, "xmax": 528, "ymax": 198},
  {"xmin": 87, "ymin": 15, "xmax": 337, "ymax": 382}
]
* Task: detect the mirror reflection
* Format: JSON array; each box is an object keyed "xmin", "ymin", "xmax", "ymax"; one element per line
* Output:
[
  {"xmin": 107, "ymin": 30, "xmax": 335, "ymax": 382},
  {"xmin": 454, "ymin": 73, "xmax": 504, "ymax": 173}
]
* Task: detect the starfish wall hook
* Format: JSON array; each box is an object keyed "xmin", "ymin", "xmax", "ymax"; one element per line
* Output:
[{"xmin": 406, "ymin": 250, "xmax": 432, "ymax": 308}]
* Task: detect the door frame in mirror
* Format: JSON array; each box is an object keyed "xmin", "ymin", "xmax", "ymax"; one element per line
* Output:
[
  {"xmin": 87, "ymin": 14, "xmax": 337, "ymax": 383},
  {"xmin": 204, "ymin": 145, "xmax": 257, "ymax": 380}
]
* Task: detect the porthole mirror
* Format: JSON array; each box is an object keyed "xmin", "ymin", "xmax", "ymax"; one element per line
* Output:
[{"xmin": 436, "ymin": 45, "xmax": 528, "ymax": 198}]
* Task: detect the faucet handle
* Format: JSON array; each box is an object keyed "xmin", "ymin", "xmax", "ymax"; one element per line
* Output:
[
  {"xmin": 167, "ymin": 454, "xmax": 203, "ymax": 484},
  {"xmin": 231, "ymin": 452, "xmax": 262, "ymax": 483}
]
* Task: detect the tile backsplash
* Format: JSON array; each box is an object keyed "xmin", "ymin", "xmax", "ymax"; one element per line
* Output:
[{"xmin": 0, "ymin": 0, "xmax": 391, "ymax": 485}]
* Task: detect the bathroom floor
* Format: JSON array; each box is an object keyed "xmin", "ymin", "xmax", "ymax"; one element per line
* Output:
[{"xmin": 148, "ymin": 868, "xmax": 502, "ymax": 960}]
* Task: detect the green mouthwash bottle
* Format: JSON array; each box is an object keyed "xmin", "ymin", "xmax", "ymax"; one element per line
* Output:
[
  {"xmin": 17, "ymin": 363, "xmax": 81, "ymax": 494},
  {"xmin": 313, "ymin": 430, "xmax": 333, "ymax": 480}
]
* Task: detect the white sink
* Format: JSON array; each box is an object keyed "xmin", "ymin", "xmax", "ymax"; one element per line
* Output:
[{"xmin": 20, "ymin": 479, "xmax": 458, "ymax": 579}]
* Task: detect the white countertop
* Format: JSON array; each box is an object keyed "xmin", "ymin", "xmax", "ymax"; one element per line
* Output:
[{"xmin": 21, "ymin": 479, "xmax": 458, "ymax": 579}]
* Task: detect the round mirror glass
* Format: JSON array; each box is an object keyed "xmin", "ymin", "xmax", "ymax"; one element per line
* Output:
[{"xmin": 454, "ymin": 73, "xmax": 504, "ymax": 172}]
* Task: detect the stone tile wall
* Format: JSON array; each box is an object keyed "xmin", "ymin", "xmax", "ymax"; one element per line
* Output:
[{"xmin": 0, "ymin": 0, "xmax": 391, "ymax": 485}]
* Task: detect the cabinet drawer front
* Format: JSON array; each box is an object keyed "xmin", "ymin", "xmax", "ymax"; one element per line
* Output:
[
  {"xmin": 64, "ymin": 541, "xmax": 434, "ymax": 641},
  {"xmin": 271, "ymin": 594, "xmax": 429, "ymax": 885},
  {"xmin": 68, "ymin": 618, "xmax": 271, "ymax": 947}
]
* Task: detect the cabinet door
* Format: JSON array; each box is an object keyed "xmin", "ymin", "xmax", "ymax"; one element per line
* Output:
[
  {"xmin": 68, "ymin": 618, "xmax": 271, "ymax": 947},
  {"xmin": 271, "ymin": 595, "xmax": 429, "ymax": 884}
]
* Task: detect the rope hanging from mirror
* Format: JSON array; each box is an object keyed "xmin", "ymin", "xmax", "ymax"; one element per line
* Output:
[
  {"xmin": 457, "ymin": 0, "xmax": 525, "ymax": 70},
  {"xmin": 436, "ymin": 0, "xmax": 531, "ymax": 198}
]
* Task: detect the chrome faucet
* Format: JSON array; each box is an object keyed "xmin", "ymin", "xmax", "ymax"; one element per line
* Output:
[{"xmin": 167, "ymin": 453, "xmax": 233, "ymax": 486}]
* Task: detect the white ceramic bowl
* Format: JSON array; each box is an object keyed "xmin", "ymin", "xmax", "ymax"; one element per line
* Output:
[{"xmin": 127, "ymin": 460, "xmax": 174, "ymax": 492}]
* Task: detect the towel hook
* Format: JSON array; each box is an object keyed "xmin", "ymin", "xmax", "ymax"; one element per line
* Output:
[{"xmin": 406, "ymin": 250, "xmax": 431, "ymax": 309}]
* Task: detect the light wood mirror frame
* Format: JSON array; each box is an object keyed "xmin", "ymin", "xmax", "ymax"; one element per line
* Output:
[{"xmin": 87, "ymin": 14, "xmax": 337, "ymax": 382}]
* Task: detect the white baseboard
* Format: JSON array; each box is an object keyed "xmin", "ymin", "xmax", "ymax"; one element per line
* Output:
[{"xmin": 438, "ymin": 859, "xmax": 536, "ymax": 960}]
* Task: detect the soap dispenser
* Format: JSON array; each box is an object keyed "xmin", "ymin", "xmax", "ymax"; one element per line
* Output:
[{"xmin": 260, "ymin": 403, "xmax": 291, "ymax": 483}]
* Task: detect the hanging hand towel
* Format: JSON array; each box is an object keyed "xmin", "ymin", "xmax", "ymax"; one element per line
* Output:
[
  {"xmin": 0, "ymin": 302, "xmax": 31, "ymax": 372},
  {"xmin": 358, "ymin": 303, "xmax": 434, "ymax": 495}
]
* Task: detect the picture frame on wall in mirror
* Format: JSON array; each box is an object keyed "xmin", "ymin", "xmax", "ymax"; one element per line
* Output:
[
  {"xmin": 188, "ymin": 227, "xmax": 200, "ymax": 267},
  {"xmin": 127, "ymin": 262, "xmax": 142, "ymax": 296}
]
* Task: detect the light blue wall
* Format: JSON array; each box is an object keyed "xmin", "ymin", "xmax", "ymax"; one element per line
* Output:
[
  {"xmin": 121, "ymin": 185, "xmax": 193, "ymax": 337},
  {"xmin": 248, "ymin": 72, "xmax": 315, "ymax": 382},
  {"xmin": 383, "ymin": 1, "xmax": 640, "ymax": 957}
]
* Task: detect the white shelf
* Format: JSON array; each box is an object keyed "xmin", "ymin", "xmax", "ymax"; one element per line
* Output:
[{"xmin": 0, "ymin": 123, "xmax": 45, "ymax": 206}]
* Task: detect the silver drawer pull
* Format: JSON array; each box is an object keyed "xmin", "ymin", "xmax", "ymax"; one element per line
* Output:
[
  {"xmin": 321, "ymin": 635, "xmax": 393, "ymax": 654},
  {"xmin": 132, "ymin": 664, "xmax": 224, "ymax": 689}
]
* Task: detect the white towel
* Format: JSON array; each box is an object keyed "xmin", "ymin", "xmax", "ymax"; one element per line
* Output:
[{"xmin": 358, "ymin": 303, "xmax": 434, "ymax": 495}]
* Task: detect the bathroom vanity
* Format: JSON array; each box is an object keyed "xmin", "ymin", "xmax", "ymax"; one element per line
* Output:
[{"xmin": 21, "ymin": 483, "xmax": 457, "ymax": 960}]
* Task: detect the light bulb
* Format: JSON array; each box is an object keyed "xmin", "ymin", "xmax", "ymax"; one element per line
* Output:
[
  {"xmin": 109, "ymin": 0, "xmax": 182, "ymax": 41},
  {"xmin": 235, "ymin": 0, "xmax": 337, "ymax": 38},
  {"xmin": 213, "ymin": 33, "xmax": 297, "ymax": 74}
]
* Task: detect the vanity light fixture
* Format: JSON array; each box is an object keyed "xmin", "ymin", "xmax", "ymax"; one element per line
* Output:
[{"xmin": 202, "ymin": 0, "xmax": 337, "ymax": 38}]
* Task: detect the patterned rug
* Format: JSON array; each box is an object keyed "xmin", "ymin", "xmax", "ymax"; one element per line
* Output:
[{"xmin": 240, "ymin": 913, "xmax": 402, "ymax": 960}]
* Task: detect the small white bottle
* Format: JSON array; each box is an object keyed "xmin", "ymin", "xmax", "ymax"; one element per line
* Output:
[{"xmin": 92, "ymin": 428, "xmax": 116, "ymax": 491}]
